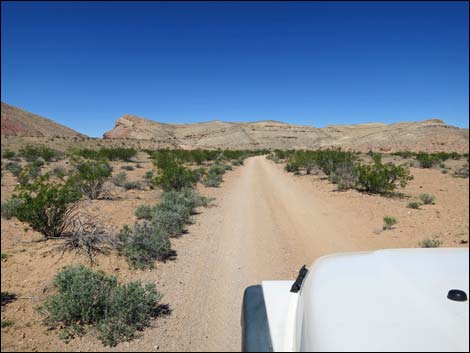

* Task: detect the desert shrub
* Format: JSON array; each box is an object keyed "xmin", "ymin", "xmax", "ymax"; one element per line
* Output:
[
  {"xmin": 1, "ymin": 198, "xmax": 25, "ymax": 220},
  {"xmin": 2, "ymin": 150, "xmax": 16, "ymax": 159},
  {"xmin": 118, "ymin": 223, "xmax": 172, "ymax": 269},
  {"xmin": 383, "ymin": 216, "xmax": 398, "ymax": 230},
  {"xmin": 328, "ymin": 162, "xmax": 358, "ymax": 190},
  {"xmin": 70, "ymin": 161, "xmax": 112, "ymax": 199},
  {"xmin": 12, "ymin": 177, "xmax": 82, "ymax": 238},
  {"xmin": 1, "ymin": 292, "xmax": 16, "ymax": 306},
  {"xmin": 231, "ymin": 157, "xmax": 244, "ymax": 166},
  {"xmin": 407, "ymin": 201, "xmax": 422, "ymax": 209},
  {"xmin": 52, "ymin": 166, "xmax": 67, "ymax": 179},
  {"xmin": 313, "ymin": 149, "xmax": 356, "ymax": 176},
  {"xmin": 203, "ymin": 172, "xmax": 223, "ymax": 187},
  {"xmin": 418, "ymin": 237, "xmax": 442, "ymax": 248},
  {"xmin": 416, "ymin": 152, "xmax": 439, "ymax": 168},
  {"xmin": 59, "ymin": 215, "xmax": 116, "ymax": 265},
  {"xmin": 5, "ymin": 162, "xmax": 22, "ymax": 177},
  {"xmin": 144, "ymin": 171, "xmax": 154, "ymax": 180},
  {"xmin": 419, "ymin": 193, "xmax": 435, "ymax": 205},
  {"xmin": 123, "ymin": 181, "xmax": 142, "ymax": 190},
  {"xmin": 18, "ymin": 163, "xmax": 42, "ymax": 185},
  {"xmin": 75, "ymin": 148, "xmax": 137, "ymax": 162},
  {"xmin": 40, "ymin": 265, "xmax": 161, "ymax": 346},
  {"xmin": 112, "ymin": 172, "xmax": 127, "ymax": 187},
  {"xmin": 134, "ymin": 205, "xmax": 156, "ymax": 220},
  {"xmin": 151, "ymin": 189, "xmax": 210, "ymax": 236},
  {"xmin": 285, "ymin": 161, "xmax": 300, "ymax": 173},
  {"xmin": 1, "ymin": 320, "xmax": 13, "ymax": 328},
  {"xmin": 19, "ymin": 145, "xmax": 57, "ymax": 162},
  {"xmin": 121, "ymin": 165, "xmax": 135, "ymax": 171},
  {"xmin": 454, "ymin": 162, "xmax": 469, "ymax": 178},
  {"xmin": 1, "ymin": 253, "xmax": 8, "ymax": 260},
  {"xmin": 154, "ymin": 161, "xmax": 198, "ymax": 191},
  {"xmin": 355, "ymin": 160, "xmax": 413, "ymax": 194}
]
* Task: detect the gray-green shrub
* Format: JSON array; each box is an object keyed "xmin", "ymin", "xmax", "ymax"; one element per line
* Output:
[
  {"xmin": 1, "ymin": 198, "xmax": 25, "ymax": 220},
  {"xmin": 40, "ymin": 265, "xmax": 161, "ymax": 346},
  {"xmin": 419, "ymin": 193, "xmax": 435, "ymax": 205}
]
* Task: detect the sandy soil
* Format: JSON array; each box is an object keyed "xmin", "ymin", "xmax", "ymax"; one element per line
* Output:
[{"xmin": 1, "ymin": 156, "xmax": 468, "ymax": 352}]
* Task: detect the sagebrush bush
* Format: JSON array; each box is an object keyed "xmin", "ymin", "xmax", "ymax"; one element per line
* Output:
[
  {"xmin": 418, "ymin": 237, "xmax": 443, "ymax": 248},
  {"xmin": 355, "ymin": 160, "xmax": 413, "ymax": 194},
  {"xmin": 5, "ymin": 162, "xmax": 22, "ymax": 177},
  {"xmin": 118, "ymin": 223, "xmax": 172, "ymax": 269},
  {"xmin": 383, "ymin": 216, "xmax": 398, "ymax": 230},
  {"xmin": 1, "ymin": 198, "xmax": 25, "ymax": 220},
  {"xmin": 123, "ymin": 181, "xmax": 142, "ymax": 190},
  {"xmin": 134, "ymin": 205, "xmax": 156, "ymax": 220},
  {"xmin": 419, "ymin": 193, "xmax": 435, "ymax": 205},
  {"xmin": 454, "ymin": 162, "xmax": 469, "ymax": 178},
  {"xmin": 407, "ymin": 201, "xmax": 422, "ymax": 209},
  {"xmin": 12, "ymin": 177, "xmax": 82, "ymax": 238},
  {"xmin": 41, "ymin": 265, "xmax": 161, "ymax": 346},
  {"xmin": 112, "ymin": 172, "xmax": 127, "ymax": 187},
  {"xmin": 70, "ymin": 160, "xmax": 112, "ymax": 199}
]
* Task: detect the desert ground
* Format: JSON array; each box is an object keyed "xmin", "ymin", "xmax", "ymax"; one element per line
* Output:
[{"xmin": 1, "ymin": 151, "xmax": 468, "ymax": 352}]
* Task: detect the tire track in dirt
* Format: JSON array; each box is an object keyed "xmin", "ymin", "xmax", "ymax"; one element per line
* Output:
[{"xmin": 153, "ymin": 156, "xmax": 375, "ymax": 352}]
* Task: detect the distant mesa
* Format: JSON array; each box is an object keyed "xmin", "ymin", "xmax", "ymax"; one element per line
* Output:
[{"xmin": 1, "ymin": 102, "xmax": 468, "ymax": 153}]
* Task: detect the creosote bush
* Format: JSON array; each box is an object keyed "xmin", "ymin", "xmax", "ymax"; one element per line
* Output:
[
  {"xmin": 70, "ymin": 160, "xmax": 112, "ymax": 199},
  {"xmin": 153, "ymin": 160, "xmax": 197, "ymax": 191},
  {"xmin": 12, "ymin": 177, "xmax": 82, "ymax": 238},
  {"xmin": 355, "ymin": 160, "xmax": 412, "ymax": 194},
  {"xmin": 40, "ymin": 265, "xmax": 161, "ymax": 346},
  {"xmin": 383, "ymin": 216, "xmax": 398, "ymax": 230}
]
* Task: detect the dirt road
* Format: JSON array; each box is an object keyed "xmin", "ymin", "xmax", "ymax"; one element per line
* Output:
[{"xmin": 153, "ymin": 156, "xmax": 377, "ymax": 352}]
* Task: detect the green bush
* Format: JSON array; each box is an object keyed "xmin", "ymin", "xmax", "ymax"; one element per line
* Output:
[
  {"xmin": 118, "ymin": 223, "xmax": 172, "ymax": 269},
  {"xmin": 121, "ymin": 165, "xmax": 135, "ymax": 171},
  {"xmin": 1, "ymin": 320, "xmax": 13, "ymax": 328},
  {"xmin": 2, "ymin": 150, "xmax": 16, "ymax": 159},
  {"xmin": 75, "ymin": 148, "xmax": 137, "ymax": 162},
  {"xmin": 355, "ymin": 160, "xmax": 413, "ymax": 194},
  {"xmin": 123, "ymin": 181, "xmax": 142, "ymax": 190},
  {"xmin": 5, "ymin": 162, "xmax": 22, "ymax": 177},
  {"xmin": 112, "ymin": 172, "xmax": 127, "ymax": 187},
  {"xmin": 41, "ymin": 265, "xmax": 161, "ymax": 346},
  {"xmin": 18, "ymin": 163, "xmax": 42, "ymax": 185},
  {"xmin": 418, "ymin": 237, "xmax": 442, "ymax": 248},
  {"xmin": 1, "ymin": 198, "xmax": 25, "ymax": 220},
  {"xmin": 328, "ymin": 162, "xmax": 358, "ymax": 190},
  {"xmin": 12, "ymin": 178, "xmax": 82, "ymax": 238},
  {"xmin": 419, "ymin": 193, "xmax": 435, "ymax": 205},
  {"xmin": 19, "ymin": 145, "xmax": 57, "ymax": 162},
  {"xmin": 416, "ymin": 152, "xmax": 439, "ymax": 168},
  {"xmin": 407, "ymin": 201, "xmax": 422, "ymax": 209},
  {"xmin": 70, "ymin": 161, "xmax": 112, "ymax": 199},
  {"xmin": 154, "ymin": 162, "xmax": 197, "ymax": 191},
  {"xmin": 383, "ymin": 216, "xmax": 398, "ymax": 230}
]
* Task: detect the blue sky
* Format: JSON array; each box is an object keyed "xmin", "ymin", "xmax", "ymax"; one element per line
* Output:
[{"xmin": 1, "ymin": 1, "xmax": 468, "ymax": 137}]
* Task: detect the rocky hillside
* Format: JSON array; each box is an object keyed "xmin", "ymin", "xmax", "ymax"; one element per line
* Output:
[
  {"xmin": 1, "ymin": 102, "xmax": 84, "ymax": 138},
  {"xmin": 103, "ymin": 114, "xmax": 469, "ymax": 153}
]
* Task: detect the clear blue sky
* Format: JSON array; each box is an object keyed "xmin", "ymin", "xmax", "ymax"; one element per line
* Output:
[{"xmin": 1, "ymin": 1, "xmax": 468, "ymax": 137}]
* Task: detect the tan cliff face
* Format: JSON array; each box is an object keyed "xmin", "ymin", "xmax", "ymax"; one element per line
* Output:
[{"xmin": 102, "ymin": 114, "xmax": 469, "ymax": 153}]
